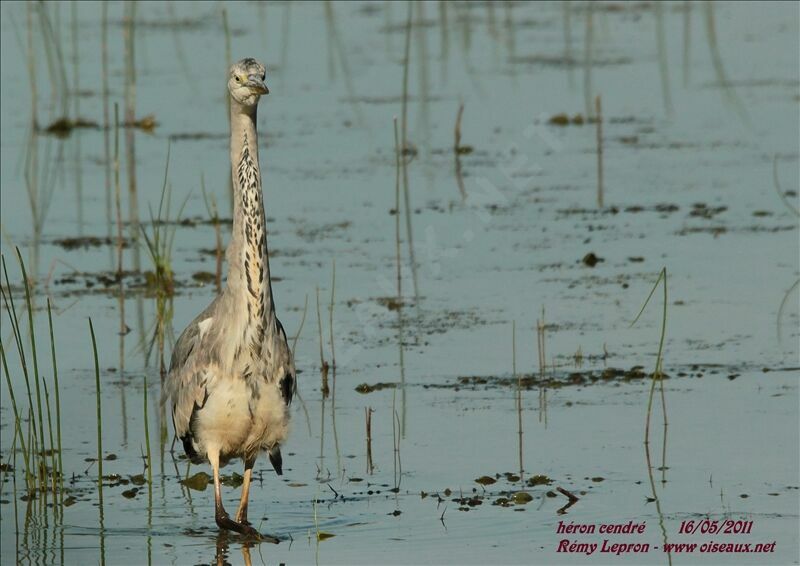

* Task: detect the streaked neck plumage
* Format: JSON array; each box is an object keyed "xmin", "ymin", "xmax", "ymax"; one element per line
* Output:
[{"xmin": 226, "ymin": 99, "xmax": 277, "ymax": 341}]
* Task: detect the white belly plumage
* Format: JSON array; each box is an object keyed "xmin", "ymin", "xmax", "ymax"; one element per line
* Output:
[{"xmin": 190, "ymin": 370, "xmax": 289, "ymax": 466}]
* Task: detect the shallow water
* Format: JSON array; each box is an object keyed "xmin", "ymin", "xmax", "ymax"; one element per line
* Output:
[{"xmin": 1, "ymin": 1, "xmax": 798, "ymax": 565}]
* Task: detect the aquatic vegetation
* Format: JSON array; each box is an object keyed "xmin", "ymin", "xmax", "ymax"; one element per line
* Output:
[
  {"xmin": 0, "ymin": 252, "xmax": 62, "ymax": 502},
  {"xmin": 140, "ymin": 144, "xmax": 187, "ymax": 298},
  {"xmin": 88, "ymin": 318, "xmax": 103, "ymax": 507},
  {"xmin": 630, "ymin": 268, "xmax": 669, "ymax": 446}
]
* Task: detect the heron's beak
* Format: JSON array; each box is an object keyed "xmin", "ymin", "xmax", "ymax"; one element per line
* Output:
[{"xmin": 245, "ymin": 75, "xmax": 269, "ymax": 95}]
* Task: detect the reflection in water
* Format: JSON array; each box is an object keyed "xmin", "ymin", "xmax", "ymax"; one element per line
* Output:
[
  {"xmin": 331, "ymin": 370, "xmax": 342, "ymax": 479},
  {"xmin": 645, "ymin": 441, "xmax": 672, "ymax": 566},
  {"xmin": 682, "ymin": 0, "xmax": 692, "ymax": 86},
  {"xmin": 37, "ymin": 3, "xmax": 69, "ymax": 119},
  {"xmin": 563, "ymin": 1, "xmax": 574, "ymax": 88},
  {"xmin": 398, "ymin": 290, "xmax": 407, "ymax": 438},
  {"xmin": 776, "ymin": 278, "xmax": 800, "ymax": 351},
  {"xmin": 290, "ymin": 294, "xmax": 314, "ymax": 437},
  {"xmin": 537, "ymin": 312, "xmax": 548, "ymax": 428},
  {"xmin": 280, "ymin": 3, "xmax": 291, "ymax": 80},
  {"xmin": 317, "ymin": 394, "xmax": 328, "ymax": 481},
  {"xmin": 438, "ymin": 0, "xmax": 448, "ymax": 83},
  {"xmin": 167, "ymin": 1, "xmax": 192, "ymax": 84},
  {"xmin": 102, "ymin": 3, "xmax": 113, "ymax": 269},
  {"xmin": 454, "ymin": 153, "xmax": 467, "ymax": 202},
  {"xmin": 654, "ymin": 2, "xmax": 674, "ymax": 116},
  {"xmin": 393, "ymin": 118, "xmax": 408, "ymax": 436},
  {"xmin": 391, "ymin": 389, "xmax": 402, "ymax": 491},
  {"xmin": 71, "ymin": 3, "xmax": 84, "ymax": 237},
  {"xmin": 21, "ymin": 5, "xmax": 68, "ymax": 282},
  {"xmin": 703, "ymin": 2, "xmax": 748, "ymax": 123},
  {"xmin": 414, "ymin": 1, "xmax": 431, "ymax": 148},
  {"xmin": 583, "ymin": 2, "xmax": 595, "ymax": 119},
  {"xmin": 22, "ymin": 125, "xmax": 63, "ymax": 283},
  {"xmin": 453, "ymin": 2, "xmax": 486, "ymax": 97},
  {"xmin": 504, "ymin": 2, "xmax": 516, "ymax": 68},
  {"xmin": 213, "ymin": 530, "xmax": 256, "ymax": 566},
  {"xmin": 123, "ymin": 2, "xmax": 141, "ymax": 273},
  {"xmin": 328, "ymin": 270, "xmax": 342, "ymax": 478},
  {"xmin": 25, "ymin": 3, "xmax": 38, "ymax": 129},
  {"xmin": 324, "ymin": 1, "xmax": 365, "ymax": 127},
  {"xmin": 121, "ymin": 2, "xmax": 147, "ymax": 369},
  {"xmin": 399, "ymin": 6, "xmax": 421, "ymax": 317}
]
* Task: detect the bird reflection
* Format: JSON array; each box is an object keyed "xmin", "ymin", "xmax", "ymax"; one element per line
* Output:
[{"xmin": 214, "ymin": 530, "xmax": 256, "ymax": 566}]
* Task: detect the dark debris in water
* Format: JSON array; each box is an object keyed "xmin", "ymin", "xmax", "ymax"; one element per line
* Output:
[
  {"xmin": 192, "ymin": 271, "xmax": 216, "ymax": 284},
  {"xmin": 509, "ymin": 54, "xmax": 632, "ymax": 68},
  {"xmin": 376, "ymin": 296, "xmax": 405, "ymax": 311},
  {"xmin": 689, "ymin": 202, "xmax": 728, "ymax": 219},
  {"xmin": 557, "ymin": 203, "xmax": 680, "ymax": 217},
  {"xmin": 355, "ymin": 382, "xmax": 397, "ymax": 394},
  {"xmin": 51, "ymin": 268, "xmax": 210, "ymax": 298},
  {"xmin": 295, "ymin": 221, "xmax": 352, "ymax": 242},
  {"xmin": 429, "ymin": 472, "xmax": 572, "ymax": 514},
  {"xmin": 169, "ymin": 131, "xmax": 228, "ymax": 141},
  {"xmin": 54, "ymin": 236, "xmax": 130, "ymax": 250},
  {"xmin": 582, "ymin": 252, "xmax": 604, "ymax": 267},
  {"xmin": 548, "ymin": 113, "xmax": 591, "ymax": 126},
  {"xmin": 42, "ymin": 117, "xmax": 100, "ymax": 138},
  {"xmin": 428, "ymin": 365, "xmax": 663, "ymax": 392}
]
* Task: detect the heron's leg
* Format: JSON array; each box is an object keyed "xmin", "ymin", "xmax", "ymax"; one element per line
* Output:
[
  {"xmin": 211, "ymin": 449, "xmax": 258, "ymax": 537},
  {"xmin": 235, "ymin": 456, "xmax": 256, "ymax": 525}
]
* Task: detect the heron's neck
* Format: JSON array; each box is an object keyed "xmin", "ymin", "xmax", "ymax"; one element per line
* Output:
[{"xmin": 227, "ymin": 103, "xmax": 277, "ymax": 334}]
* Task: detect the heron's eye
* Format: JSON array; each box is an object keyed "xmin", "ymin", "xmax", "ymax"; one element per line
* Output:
[
  {"xmin": 234, "ymin": 75, "xmax": 241, "ymax": 83},
  {"xmin": 261, "ymin": 73, "xmax": 266, "ymax": 81}
]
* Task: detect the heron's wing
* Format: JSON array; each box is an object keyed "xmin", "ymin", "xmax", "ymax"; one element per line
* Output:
[{"xmin": 164, "ymin": 298, "xmax": 219, "ymax": 440}]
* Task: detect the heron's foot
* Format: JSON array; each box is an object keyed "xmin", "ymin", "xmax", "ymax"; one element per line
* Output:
[
  {"xmin": 216, "ymin": 512, "xmax": 255, "ymax": 536},
  {"xmin": 216, "ymin": 511, "xmax": 279, "ymax": 543}
]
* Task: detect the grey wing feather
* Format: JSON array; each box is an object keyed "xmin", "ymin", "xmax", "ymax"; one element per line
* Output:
[{"xmin": 163, "ymin": 298, "xmax": 219, "ymax": 439}]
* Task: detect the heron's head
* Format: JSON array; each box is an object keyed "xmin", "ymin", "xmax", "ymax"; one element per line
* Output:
[{"xmin": 228, "ymin": 58, "xmax": 269, "ymax": 107}]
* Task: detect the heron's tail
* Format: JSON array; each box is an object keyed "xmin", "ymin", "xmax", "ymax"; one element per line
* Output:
[{"xmin": 268, "ymin": 445, "xmax": 283, "ymax": 475}]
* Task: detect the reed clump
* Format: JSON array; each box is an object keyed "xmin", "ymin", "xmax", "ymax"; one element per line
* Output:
[
  {"xmin": 141, "ymin": 144, "xmax": 188, "ymax": 298},
  {"xmin": 0, "ymin": 251, "xmax": 64, "ymax": 507}
]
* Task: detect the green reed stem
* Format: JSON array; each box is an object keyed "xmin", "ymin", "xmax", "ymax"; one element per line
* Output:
[
  {"xmin": 89, "ymin": 318, "xmax": 103, "ymax": 506},
  {"xmin": 329, "ymin": 259, "xmax": 336, "ymax": 371},
  {"xmin": 46, "ymin": 298, "xmax": 63, "ymax": 499},
  {"xmin": 630, "ymin": 267, "xmax": 668, "ymax": 446},
  {"xmin": 15, "ymin": 248, "xmax": 46, "ymax": 486},
  {"xmin": 3, "ymin": 255, "xmax": 38, "ymax": 492},
  {"xmin": 0, "ymin": 341, "xmax": 31, "ymax": 487},
  {"xmin": 143, "ymin": 376, "xmax": 152, "ymax": 486},
  {"xmin": 0, "ymin": 423, "xmax": 18, "ymax": 501},
  {"xmin": 43, "ymin": 379, "xmax": 57, "ymax": 501}
]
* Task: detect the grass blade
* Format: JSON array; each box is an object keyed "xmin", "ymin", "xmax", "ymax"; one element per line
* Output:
[
  {"xmin": 46, "ymin": 298, "xmax": 63, "ymax": 500},
  {"xmin": 88, "ymin": 318, "xmax": 103, "ymax": 507}
]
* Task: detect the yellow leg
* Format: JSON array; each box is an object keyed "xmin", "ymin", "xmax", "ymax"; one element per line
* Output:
[
  {"xmin": 235, "ymin": 466, "xmax": 253, "ymax": 525},
  {"xmin": 210, "ymin": 449, "xmax": 257, "ymax": 537}
]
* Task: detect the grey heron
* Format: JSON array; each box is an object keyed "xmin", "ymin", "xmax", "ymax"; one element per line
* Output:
[{"xmin": 164, "ymin": 58, "xmax": 294, "ymax": 539}]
